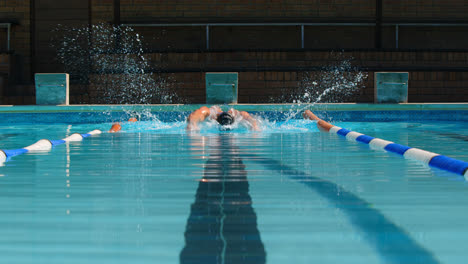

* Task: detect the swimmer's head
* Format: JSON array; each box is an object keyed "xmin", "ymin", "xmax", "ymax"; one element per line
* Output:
[{"xmin": 217, "ymin": 112, "xmax": 234, "ymax": 126}]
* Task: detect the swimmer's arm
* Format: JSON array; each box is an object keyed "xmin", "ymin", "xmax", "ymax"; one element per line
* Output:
[
  {"xmin": 187, "ymin": 106, "xmax": 210, "ymax": 131},
  {"xmin": 302, "ymin": 110, "xmax": 320, "ymax": 121},
  {"xmin": 302, "ymin": 110, "xmax": 334, "ymax": 132},
  {"xmin": 240, "ymin": 111, "xmax": 261, "ymax": 131}
]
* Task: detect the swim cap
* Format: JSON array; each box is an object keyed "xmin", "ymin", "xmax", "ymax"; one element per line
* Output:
[{"xmin": 217, "ymin": 112, "xmax": 234, "ymax": 126}]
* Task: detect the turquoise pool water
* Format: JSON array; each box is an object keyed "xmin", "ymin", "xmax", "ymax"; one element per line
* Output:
[{"xmin": 1, "ymin": 116, "xmax": 468, "ymax": 264}]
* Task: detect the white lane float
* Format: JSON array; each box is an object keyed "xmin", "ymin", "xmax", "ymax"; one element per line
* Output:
[
  {"xmin": 0, "ymin": 129, "xmax": 103, "ymax": 164},
  {"xmin": 1, "ymin": 120, "xmax": 129, "ymax": 165},
  {"xmin": 303, "ymin": 110, "xmax": 468, "ymax": 177}
]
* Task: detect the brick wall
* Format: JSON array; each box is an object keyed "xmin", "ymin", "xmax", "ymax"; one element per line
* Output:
[
  {"xmin": 398, "ymin": 26, "xmax": 468, "ymax": 49},
  {"xmin": 132, "ymin": 24, "xmax": 468, "ymax": 51},
  {"xmin": 119, "ymin": 0, "xmax": 468, "ymax": 22},
  {"xmin": 305, "ymin": 26, "xmax": 375, "ymax": 49},
  {"xmin": 0, "ymin": 0, "xmax": 31, "ymax": 83},
  {"xmin": 153, "ymin": 70, "xmax": 467, "ymax": 104},
  {"xmin": 1, "ymin": 0, "xmax": 468, "ymax": 104},
  {"xmin": 78, "ymin": 50, "xmax": 465, "ymax": 104},
  {"xmin": 383, "ymin": 0, "xmax": 468, "ymax": 20},
  {"xmin": 120, "ymin": 0, "xmax": 376, "ymax": 22},
  {"xmin": 142, "ymin": 50, "xmax": 468, "ymax": 72},
  {"xmin": 134, "ymin": 26, "xmax": 206, "ymax": 50},
  {"xmin": 91, "ymin": 0, "xmax": 113, "ymax": 24},
  {"xmin": 409, "ymin": 72, "xmax": 468, "ymax": 102},
  {"xmin": 34, "ymin": 1, "xmax": 89, "ymax": 74}
]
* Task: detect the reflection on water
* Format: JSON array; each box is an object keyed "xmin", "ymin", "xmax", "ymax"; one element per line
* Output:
[
  {"xmin": 1, "ymin": 124, "xmax": 468, "ymax": 264},
  {"xmin": 180, "ymin": 134, "xmax": 266, "ymax": 264}
]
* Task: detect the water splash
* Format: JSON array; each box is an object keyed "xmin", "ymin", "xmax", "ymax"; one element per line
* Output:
[
  {"xmin": 275, "ymin": 52, "xmax": 368, "ymax": 121},
  {"xmin": 51, "ymin": 23, "xmax": 177, "ymax": 104},
  {"xmin": 301, "ymin": 55, "xmax": 367, "ymax": 104},
  {"xmin": 108, "ymin": 118, "xmax": 318, "ymax": 135}
]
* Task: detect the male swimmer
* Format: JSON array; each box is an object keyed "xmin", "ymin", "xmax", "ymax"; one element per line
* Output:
[{"xmin": 186, "ymin": 105, "xmax": 261, "ymax": 131}]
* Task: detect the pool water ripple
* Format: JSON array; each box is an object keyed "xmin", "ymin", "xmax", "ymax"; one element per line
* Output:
[{"xmin": 0, "ymin": 120, "xmax": 468, "ymax": 263}]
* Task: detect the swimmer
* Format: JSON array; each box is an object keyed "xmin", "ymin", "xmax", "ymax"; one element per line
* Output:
[{"xmin": 186, "ymin": 105, "xmax": 261, "ymax": 131}]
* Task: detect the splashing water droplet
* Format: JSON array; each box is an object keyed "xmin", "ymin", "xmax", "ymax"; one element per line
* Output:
[
  {"xmin": 277, "ymin": 52, "xmax": 368, "ymax": 121},
  {"xmin": 51, "ymin": 23, "xmax": 177, "ymax": 104}
]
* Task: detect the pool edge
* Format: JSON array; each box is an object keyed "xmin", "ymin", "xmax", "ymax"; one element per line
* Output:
[{"xmin": 0, "ymin": 103, "xmax": 467, "ymax": 113}]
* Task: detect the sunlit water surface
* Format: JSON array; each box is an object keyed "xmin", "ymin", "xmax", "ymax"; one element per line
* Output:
[{"xmin": 1, "ymin": 119, "xmax": 468, "ymax": 264}]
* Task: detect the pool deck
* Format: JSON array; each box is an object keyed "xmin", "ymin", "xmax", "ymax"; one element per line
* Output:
[{"xmin": 0, "ymin": 103, "xmax": 467, "ymax": 113}]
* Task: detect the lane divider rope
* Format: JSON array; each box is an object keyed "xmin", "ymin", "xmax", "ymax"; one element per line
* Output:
[
  {"xmin": 303, "ymin": 110, "xmax": 468, "ymax": 178},
  {"xmin": 0, "ymin": 130, "xmax": 102, "ymax": 164},
  {"xmin": 0, "ymin": 118, "xmax": 137, "ymax": 165}
]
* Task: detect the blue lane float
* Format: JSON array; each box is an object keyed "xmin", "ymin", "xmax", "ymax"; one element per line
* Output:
[
  {"xmin": 310, "ymin": 114, "xmax": 468, "ymax": 178},
  {"xmin": 0, "ymin": 130, "xmax": 102, "ymax": 165}
]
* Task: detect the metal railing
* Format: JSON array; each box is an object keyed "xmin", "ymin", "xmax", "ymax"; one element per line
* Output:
[
  {"xmin": 0, "ymin": 23, "xmax": 11, "ymax": 51},
  {"xmin": 382, "ymin": 22, "xmax": 468, "ymax": 49},
  {"xmin": 0, "ymin": 21, "xmax": 465, "ymax": 52},
  {"xmin": 122, "ymin": 22, "xmax": 468, "ymax": 50},
  {"xmin": 122, "ymin": 22, "xmax": 375, "ymax": 50}
]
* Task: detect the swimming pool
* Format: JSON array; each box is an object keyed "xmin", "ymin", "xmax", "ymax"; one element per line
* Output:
[{"xmin": 1, "ymin": 105, "xmax": 468, "ymax": 264}]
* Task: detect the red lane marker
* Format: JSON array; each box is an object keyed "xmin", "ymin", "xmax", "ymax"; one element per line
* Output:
[{"xmin": 109, "ymin": 123, "xmax": 122, "ymax": 133}]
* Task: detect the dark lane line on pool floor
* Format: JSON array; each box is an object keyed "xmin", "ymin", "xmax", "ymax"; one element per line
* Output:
[
  {"xmin": 180, "ymin": 135, "xmax": 266, "ymax": 264},
  {"xmin": 406, "ymin": 125, "xmax": 468, "ymax": 142},
  {"xmin": 246, "ymin": 153, "xmax": 439, "ymax": 264},
  {"xmin": 426, "ymin": 131, "xmax": 468, "ymax": 142},
  {"xmin": 0, "ymin": 133, "xmax": 19, "ymax": 140}
]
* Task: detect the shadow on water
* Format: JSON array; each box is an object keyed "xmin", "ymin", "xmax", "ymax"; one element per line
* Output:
[
  {"xmin": 180, "ymin": 134, "xmax": 266, "ymax": 264},
  {"xmin": 247, "ymin": 153, "xmax": 440, "ymax": 264},
  {"xmin": 431, "ymin": 131, "xmax": 468, "ymax": 142},
  {"xmin": 0, "ymin": 134, "xmax": 19, "ymax": 140}
]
